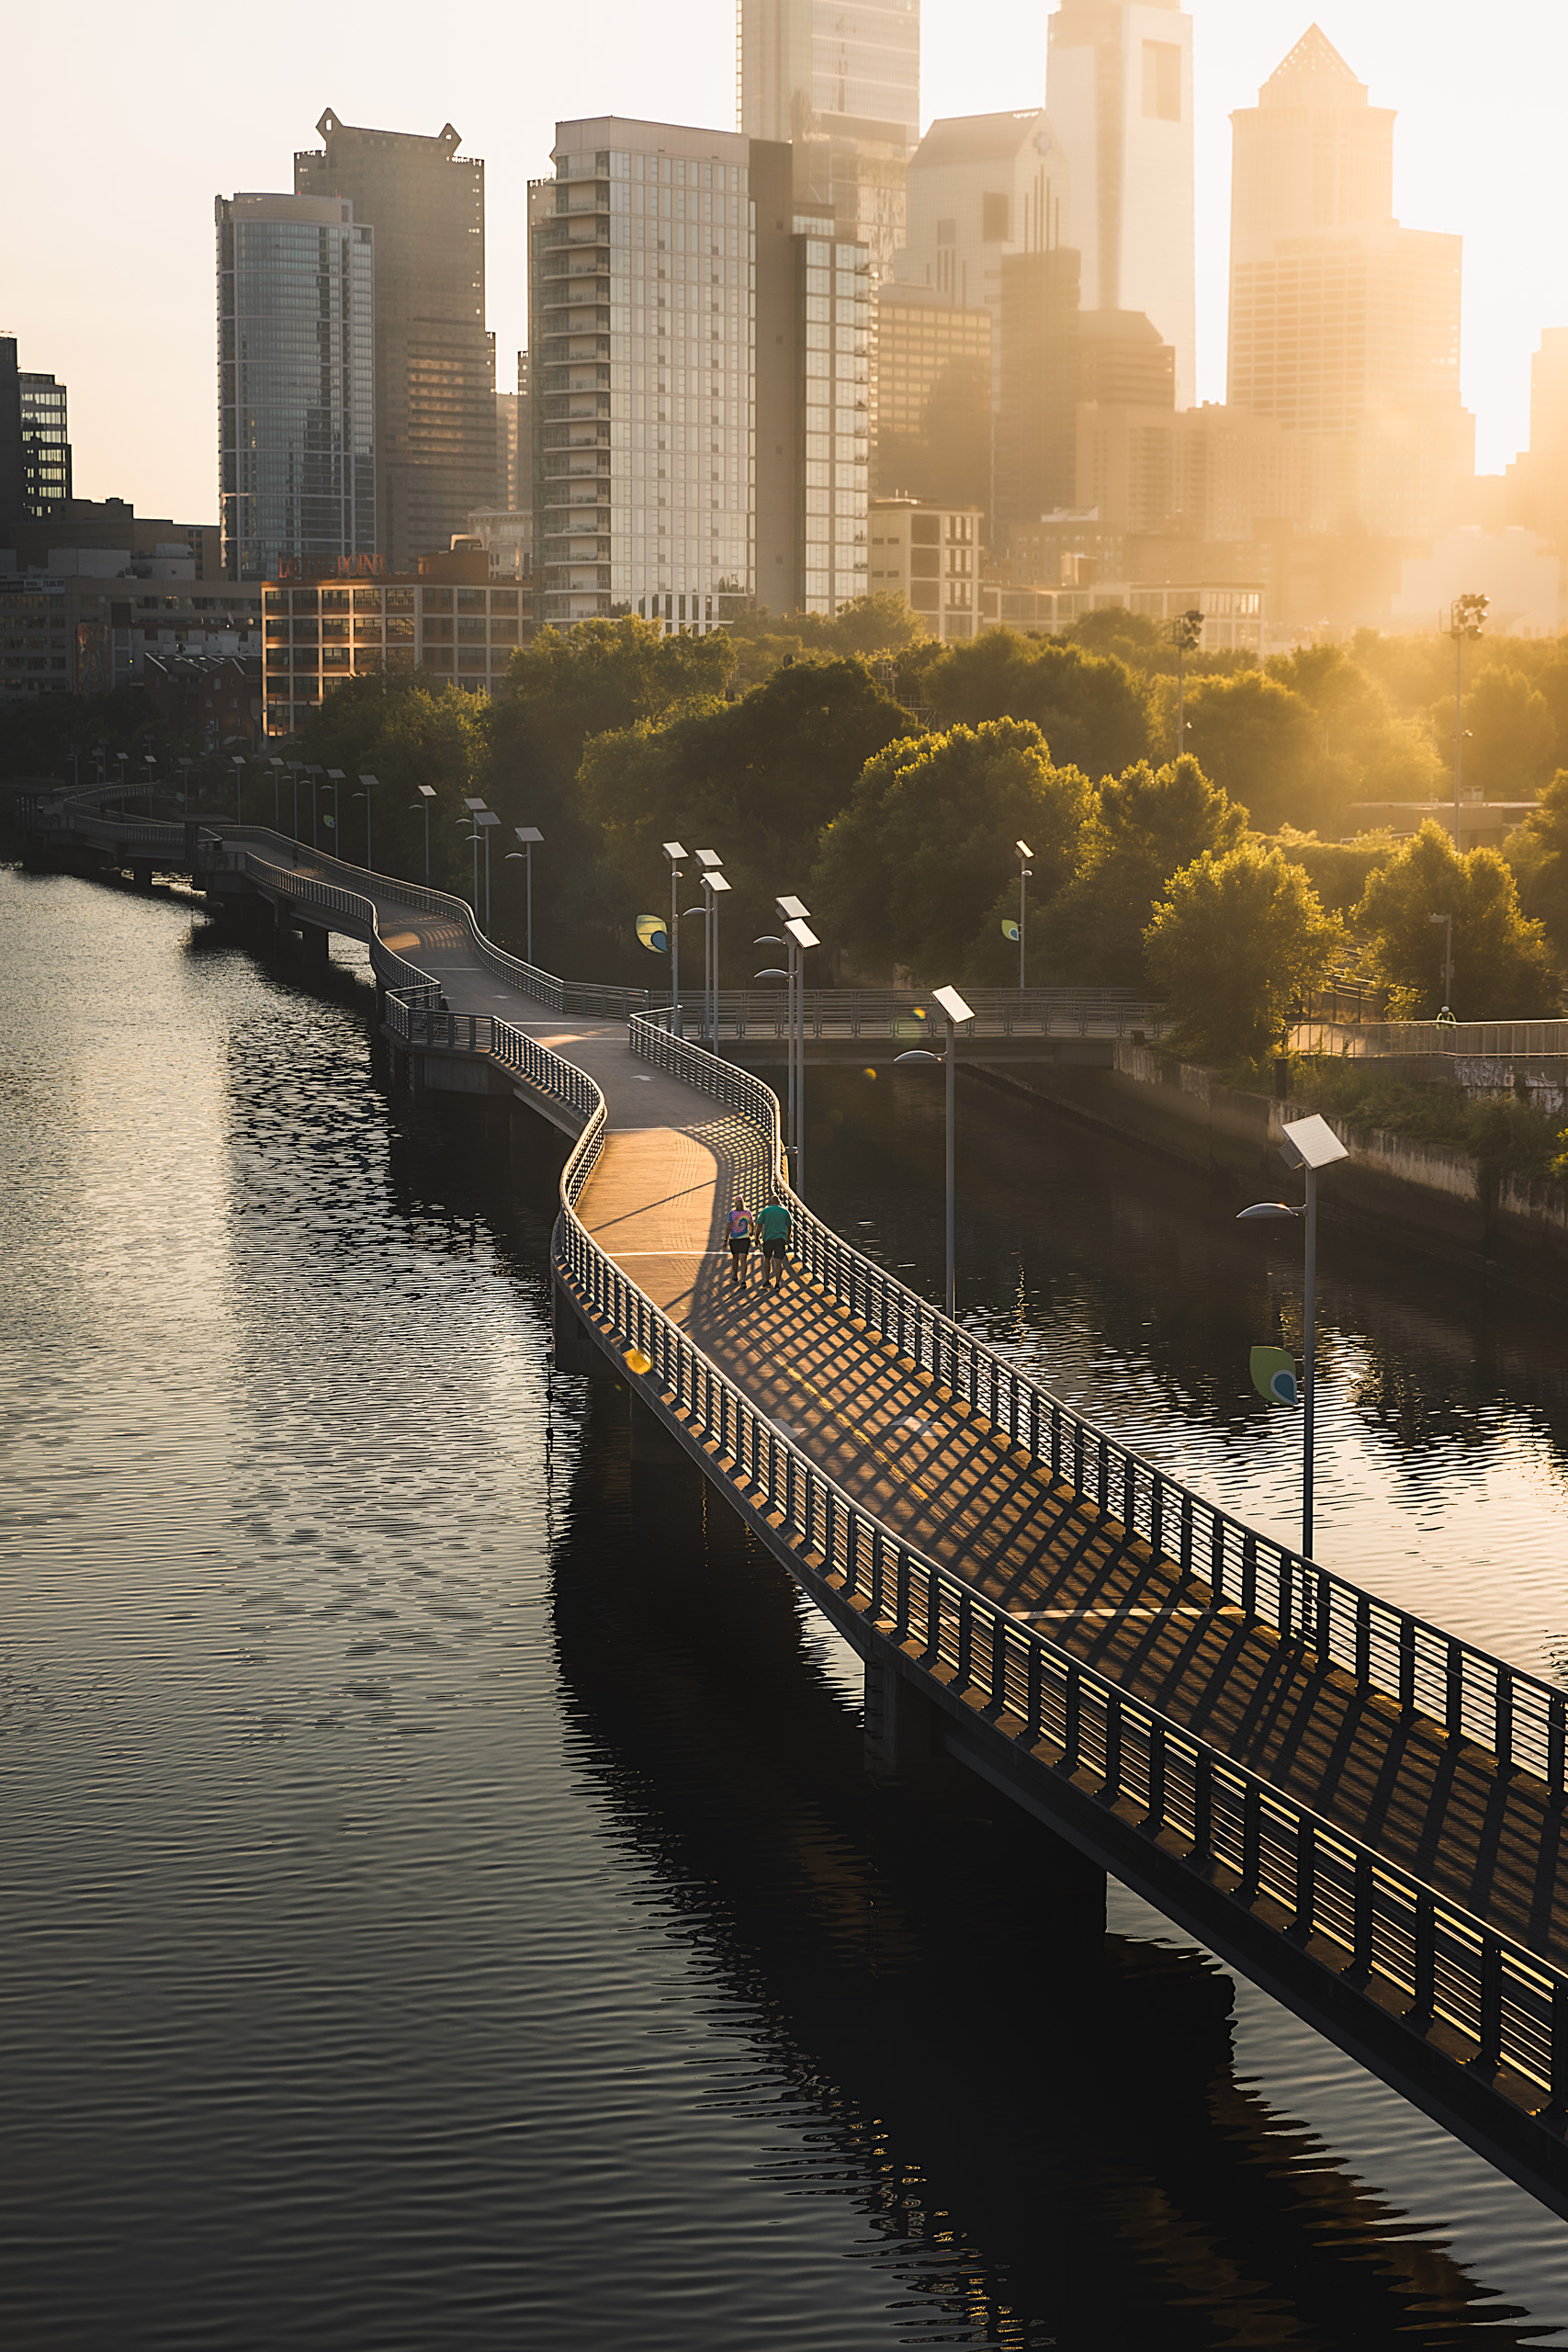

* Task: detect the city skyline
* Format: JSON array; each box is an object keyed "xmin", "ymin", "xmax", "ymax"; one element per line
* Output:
[{"xmin": 5, "ymin": 0, "xmax": 1564, "ymax": 528}]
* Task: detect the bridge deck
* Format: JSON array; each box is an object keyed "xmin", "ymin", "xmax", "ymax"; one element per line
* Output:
[{"xmin": 330, "ymin": 867, "xmax": 1568, "ymax": 1981}]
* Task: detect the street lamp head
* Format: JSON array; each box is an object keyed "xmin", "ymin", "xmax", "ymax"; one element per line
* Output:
[
  {"xmin": 358, "ymin": 774, "xmax": 378, "ymax": 787},
  {"xmin": 694, "ymin": 848, "xmax": 723, "ymax": 869},
  {"xmin": 1236, "ymin": 1202, "xmax": 1303, "ymax": 1221},
  {"xmin": 753, "ymin": 933, "xmax": 784, "ymax": 944},
  {"xmin": 704, "ymin": 873, "xmax": 732, "ymax": 895},
  {"xmin": 893, "ymin": 1049, "xmax": 941, "ymax": 1065},
  {"xmin": 784, "ymin": 917, "xmax": 818, "ymax": 950},
  {"xmin": 931, "ymin": 982, "xmax": 975, "ymax": 1026},
  {"xmin": 1016, "ymin": 839, "xmax": 1033, "ymax": 859},
  {"xmin": 754, "ymin": 967, "xmax": 789, "ymax": 980},
  {"xmin": 775, "ymin": 893, "xmax": 809, "ymax": 922}
]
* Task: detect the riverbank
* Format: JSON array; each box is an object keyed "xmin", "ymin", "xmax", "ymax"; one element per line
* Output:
[{"xmin": 971, "ymin": 1044, "xmax": 1568, "ymax": 1302}]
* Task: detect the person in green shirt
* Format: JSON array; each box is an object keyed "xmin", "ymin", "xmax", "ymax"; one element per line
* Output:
[{"xmin": 755, "ymin": 1193, "xmax": 792, "ymax": 1289}]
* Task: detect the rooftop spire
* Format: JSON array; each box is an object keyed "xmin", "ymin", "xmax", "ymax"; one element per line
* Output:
[{"xmin": 1262, "ymin": 24, "xmax": 1367, "ymax": 104}]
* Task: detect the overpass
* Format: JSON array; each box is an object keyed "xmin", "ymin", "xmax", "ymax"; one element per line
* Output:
[{"xmin": 22, "ymin": 785, "xmax": 1568, "ymax": 2225}]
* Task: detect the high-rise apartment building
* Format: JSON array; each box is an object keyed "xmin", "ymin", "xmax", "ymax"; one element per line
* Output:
[
  {"xmin": 216, "ymin": 192, "xmax": 376, "ymax": 582},
  {"xmin": 0, "ymin": 338, "xmax": 25, "ymax": 545},
  {"xmin": 296, "ymin": 112, "xmax": 495, "ymax": 570},
  {"xmin": 872, "ymin": 283, "xmax": 992, "ymax": 514},
  {"xmin": 739, "ymin": 0, "xmax": 919, "ymax": 282},
  {"xmin": 1226, "ymin": 28, "xmax": 1472, "ymax": 534},
  {"xmin": 1046, "ymin": 0, "xmax": 1195, "ymax": 408},
  {"xmin": 19, "ymin": 371, "xmax": 72, "ymax": 514},
  {"xmin": 528, "ymin": 117, "xmax": 868, "ymax": 631},
  {"xmin": 865, "ymin": 495, "xmax": 980, "ymax": 639}
]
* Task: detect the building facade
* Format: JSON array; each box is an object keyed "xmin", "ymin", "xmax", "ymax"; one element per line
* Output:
[
  {"xmin": 261, "ymin": 552, "xmax": 521, "ymax": 737},
  {"xmin": 19, "ymin": 371, "xmax": 71, "ymax": 515},
  {"xmin": 872, "ymin": 282, "xmax": 991, "ymax": 514},
  {"xmin": 216, "ymin": 192, "xmax": 376, "ymax": 582},
  {"xmin": 866, "ymin": 494, "xmax": 979, "ymax": 637},
  {"xmin": 1, "ymin": 560, "xmax": 264, "ymax": 700},
  {"xmin": 0, "ymin": 338, "xmax": 24, "ymax": 544},
  {"xmin": 528, "ymin": 117, "xmax": 868, "ymax": 632},
  {"xmin": 1046, "ymin": 0, "xmax": 1195, "ymax": 408},
  {"xmin": 1226, "ymin": 28, "xmax": 1472, "ymax": 535},
  {"xmin": 739, "ymin": 0, "xmax": 919, "ymax": 282},
  {"xmin": 296, "ymin": 112, "xmax": 495, "ymax": 571}
]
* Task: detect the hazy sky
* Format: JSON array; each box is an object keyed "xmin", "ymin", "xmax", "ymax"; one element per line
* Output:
[{"xmin": 4, "ymin": 0, "xmax": 1562, "ymax": 524}]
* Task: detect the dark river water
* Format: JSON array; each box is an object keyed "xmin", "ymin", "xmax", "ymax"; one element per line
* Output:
[{"xmin": 5, "ymin": 858, "xmax": 1568, "ymax": 2349}]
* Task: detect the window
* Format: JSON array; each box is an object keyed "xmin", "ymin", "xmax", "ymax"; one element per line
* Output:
[
  {"xmin": 936, "ymin": 219, "xmax": 957, "ymax": 247},
  {"xmin": 1143, "ymin": 40, "xmax": 1181, "ymax": 120},
  {"xmin": 982, "ymin": 194, "xmax": 1009, "ymax": 243}
]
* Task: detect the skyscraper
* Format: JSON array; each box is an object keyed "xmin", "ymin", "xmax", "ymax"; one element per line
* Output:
[
  {"xmin": 19, "ymin": 371, "xmax": 72, "ymax": 514},
  {"xmin": 0, "ymin": 339, "xmax": 24, "ymax": 545},
  {"xmin": 1046, "ymin": 0, "xmax": 1195, "ymax": 408},
  {"xmin": 739, "ymin": 0, "xmax": 919, "ymax": 281},
  {"xmin": 216, "ymin": 193, "xmax": 376, "ymax": 582},
  {"xmin": 528, "ymin": 116, "xmax": 868, "ymax": 629},
  {"xmin": 1226, "ymin": 28, "xmax": 1472, "ymax": 533},
  {"xmin": 872, "ymin": 283, "xmax": 992, "ymax": 514},
  {"xmin": 296, "ymin": 112, "xmax": 495, "ymax": 570}
]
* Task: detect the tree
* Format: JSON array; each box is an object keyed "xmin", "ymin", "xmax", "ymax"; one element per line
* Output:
[
  {"xmin": 491, "ymin": 617, "xmax": 731, "ymax": 798},
  {"xmin": 1144, "ymin": 845, "xmax": 1340, "ymax": 1066},
  {"xmin": 811, "ymin": 718, "xmax": 1093, "ymax": 981},
  {"xmin": 579, "ymin": 656, "xmax": 914, "ymax": 928},
  {"xmin": 1433, "ymin": 665, "xmax": 1555, "ymax": 800},
  {"xmin": 1179, "ymin": 669, "xmax": 1319, "ymax": 831},
  {"xmin": 295, "ymin": 672, "xmax": 486, "ymax": 890},
  {"xmin": 1264, "ymin": 827, "xmax": 1397, "ymax": 919},
  {"xmin": 1515, "ymin": 766, "xmax": 1568, "ymax": 958},
  {"xmin": 717, "ymin": 594, "xmax": 921, "ymax": 689},
  {"xmin": 912, "ymin": 628, "xmax": 1153, "ymax": 779},
  {"xmin": 1043, "ymin": 754, "xmax": 1247, "ymax": 985},
  {"xmin": 1354, "ymin": 820, "xmax": 1561, "ymax": 1019}
]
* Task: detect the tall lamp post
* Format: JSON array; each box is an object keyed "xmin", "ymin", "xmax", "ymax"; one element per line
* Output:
[
  {"xmin": 306, "ymin": 764, "xmax": 323, "ymax": 848},
  {"xmin": 324, "ymin": 766, "xmax": 344, "ymax": 842},
  {"xmin": 1015, "ymin": 838, "xmax": 1032, "ymax": 988},
  {"xmin": 232, "ymin": 754, "xmax": 246, "ymax": 823},
  {"xmin": 509, "ymin": 826, "xmax": 543, "ymax": 964},
  {"xmin": 142, "ymin": 752, "xmax": 157, "ymax": 813},
  {"xmin": 1429, "ymin": 909, "xmax": 1454, "ymax": 1012},
  {"xmin": 355, "ymin": 773, "xmax": 378, "ymax": 872},
  {"xmin": 462, "ymin": 797, "xmax": 488, "ymax": 915},
  {"xmin": 662, "ymin": 842, "xmax": 688, "ymax": 1037},
  {"xmin": 1173, "ymin": 607, "xmax": 1204, "ymax": 758},
  {"xmin": 694, "ymin": 850, "xmax": 725, "ymax": 1047},
  {"xmin": 412, "ymin": 784, "xmax": 435, "ymax": 882},
  {"xmin": 1450, "ymin": 592, "xmax": 1488, "ymax": 851},
  {"xmin": 1236, "ymin": 1111, "xmax": 1348, "ymax": 1562},
  {"xmin": 471, "ymin": 808, "xmax": 500, "ymax": 931},
  {"xmin": 894, "ymin": 981, "xmax": 976, "ymax": 1320},
  {"xmin": 775, "ymin": 895, "xmax": 814, "ymax": 1193},
  {"xmin": 269, "ymin": 757, "xmax": 283, "ymax": 828}
]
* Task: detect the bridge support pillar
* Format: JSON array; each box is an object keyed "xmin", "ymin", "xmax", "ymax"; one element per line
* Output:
[
  {"xmin": 628, "ymin": 1387, "xmax": 685, "ymax": 1466},
  {"xmin": 864, "ymin": 1655, "xmax": 942, "ymax": 1787},
  {"xmin": 297, "ymin": 922, "xmax": 331, "ymax": 966}
]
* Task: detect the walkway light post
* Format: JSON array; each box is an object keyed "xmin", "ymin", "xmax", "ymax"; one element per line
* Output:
[
  {"xmin": 1429, "ymin": 909, "xmax": 1454, "ymax": 1011},
  {"xmin": 663, "ymin": 842, "xmax": 688, "ymax": 1037},
  {"xmin": 179, "ymin": 757, "xmax": 192, "ymax": 817},
  {"xmin": 1450, "ymin": 592, "xmax": 1488, "ymax": 850},
  {"xmin": 1236, "ymin": 1111, "xmax": 1348, "ymax": 1562},
  {"xmin": 1015, "ymin": 838, "xmax": 1032, "ymax": 987},
  {"xmin": 462, "ymin": 797, "xmax": 488, "ymax": 915},
  {"xmin": 232, "ymin": 755, "xmax": 246, "ymax": 823},
  {"xmin": 1173, "ymin": 606, "xmax": 1204, "ymax": 757},
  {"xmin": 695, "ymin": 850, "xmax": 726, "ymax": 1048},
  {"xmin": 306, "ymin": 764, "xmax": 322, "ymax": 848},
  {"xmin": 755, "ymin": 937, "xmax": 791, "ymax": 1158},
  {"xmin": 269, "ymin": 757, "xmax": 283, "ymax": 827},
  {"xmin": 355, "ymin": 773, "xmax": 378, "ymax": 871},
  {"xmin": 142, "ymin": 752, "xmax": 156, "ymax": 814},
  {"xmin": 509, "ymin": 826, "xmax": 543, "ymax": 964},
  {"xmin": 894, "ymin": 982, "xmax": 974, "ymax": 1320},
  {"xmin": 412, "ymin": 784, "xmax": 435, "ymax": 882},
  {"xmin": 324, "ymin": 766, "xmax": 344, "ymax": 842}
]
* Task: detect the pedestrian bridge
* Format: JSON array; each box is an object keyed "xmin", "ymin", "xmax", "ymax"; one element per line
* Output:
[{"xmin": 24, "ymin": 786, "xmax": 1568, "ymax": 2224}]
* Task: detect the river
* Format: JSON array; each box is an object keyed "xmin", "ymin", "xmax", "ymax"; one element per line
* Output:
[{"xmin": 4, "ymin": 857, "xmax": 1568, "ymax": 2349}]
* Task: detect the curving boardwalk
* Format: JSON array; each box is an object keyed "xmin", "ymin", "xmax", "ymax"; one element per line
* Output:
[{"xmin": 23, "ymin": 788, "xmax": 1568, "ymax": 2224}]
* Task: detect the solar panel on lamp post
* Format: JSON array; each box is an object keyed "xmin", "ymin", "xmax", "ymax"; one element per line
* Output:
[
  {"xmin": 324, "ymin": 767, "xmax": 344, "ymax": 841},
  {"xmin": 1235, "ymin": 1112, "xmax": 1348, "ymax": 1562},
  {"xmin": 894, "ymin": 981, "xmax": 975, "ymax": 1320}
]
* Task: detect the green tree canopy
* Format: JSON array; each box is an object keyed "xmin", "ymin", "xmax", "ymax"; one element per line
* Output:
[
  {"xmin": 719, "ymin": 594, "xmax": 922, "ymax": 688},
  {"xmin": 579, "ymin": 655, "xmax": 914, "ymax": 926},
  {"xmin": 1144, "ymin": 845, "xmax": 1340, "ymax": 1067},
  {"xmin": 1433, "ymin": 664, "xmax": 1555, "ymax": 799},
  {"xmin": 1354, "ymin": 819, "xmax": 1561, "ymax": 1019},
  {"xmin": 1515, "ymin": 766, "xmax": 1568, "ymax": 958},
  {"xmin": 908, "ymin": 628, "xmax": 1152, "ymax": 779},
  {"xmin": 1043, "ymin": 753, "xmax": 1247, "ymax": 985},
  {"xmin": 293, "ymin": 672, "xmax": 487, "ymax": 890},
  {"xmin": 810, "ymin": 718, "xmax": 1092, "ymax": 981},
  {"xmin": 491, "ymin": 617, "xmax": 732, "ymax": 794},
  {"xmin": 1179, "ymin": 669, "xmax": 1321, "ymax": 831}
]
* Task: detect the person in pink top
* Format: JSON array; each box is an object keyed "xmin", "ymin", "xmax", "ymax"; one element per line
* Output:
[{"xmin": 726, "ymin": 1197, "xmax": 754, "ymax": 1288}]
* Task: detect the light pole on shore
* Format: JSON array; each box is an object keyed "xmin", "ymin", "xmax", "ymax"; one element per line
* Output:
[
  {"xmin": 1015, "ymin": 838, "xmax": 1032, "ymax": 987},
  {"xmin": 412, "ymin": 785, "xmax": 435, "ymax": 882},
  {"xmin": 695, "ymin": 852, "xmax": 728, "ymax": 1048},
  {"xmin": 509, "ymin": 827, "xmax": 543, "ymax": 965},
  {"xmin": 355, "ymin": 774, "xmax": 378, "ymax": 873},
  {"xmin": 1450, "ymin": 593, "xmax": 1488, "ymax": 851},
  {"xmin": 895, "ymin": 981, "xmax": 975, "ymax": 1321},
  {"xmin": 1236, "ymin": 1111, "xmax": 1348, "ymax": 1562}
]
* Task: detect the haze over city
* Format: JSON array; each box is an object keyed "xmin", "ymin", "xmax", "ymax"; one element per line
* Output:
[{"xmin": 5, "ymin": 0, "xmax": 1565, "ymax": 516}]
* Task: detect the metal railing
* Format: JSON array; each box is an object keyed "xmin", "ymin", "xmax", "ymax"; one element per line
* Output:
[
  {"xmin": 626, "ymin": 1012, "xmax": 1568, "ymax": 1806},
  {"xmin": 678, "ymin": 989, "xmax": 1167, "ymax": 1041},
  {"xmin": 547, "ymin": 1018, "xmax": 1568, "ymax": 2119}
]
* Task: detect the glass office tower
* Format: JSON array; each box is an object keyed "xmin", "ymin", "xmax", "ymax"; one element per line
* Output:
[
  {"xmin": 216, "ymin": 192, "xmax": 376, "ymax": 582},
  {"xmin": 19, "ymin": 371, "xmax": 72, "ymax": 514}
]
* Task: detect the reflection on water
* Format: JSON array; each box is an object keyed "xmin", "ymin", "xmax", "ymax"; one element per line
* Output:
[{"xmin": 1, "ymin": 861, "xmax": 1566, "ymax": 2347}]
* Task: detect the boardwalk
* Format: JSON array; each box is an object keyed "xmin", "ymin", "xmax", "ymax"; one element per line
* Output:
[{"xmin": 25, "ymin": 795, "xmax": 1568, "ymax": 2222}]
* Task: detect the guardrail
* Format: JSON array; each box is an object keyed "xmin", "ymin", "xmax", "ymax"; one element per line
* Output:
[
  {"xmin": 692, "ymin": 989, "xmax": 1168, "ymax": 1040},
  {"xmin": 626, "ymin": 1011, "xmax": 1568, "ymax": 1807},
  {"xmin": 549, "ymin": 1018, "xmax": 1568, "ymax": 2125}
]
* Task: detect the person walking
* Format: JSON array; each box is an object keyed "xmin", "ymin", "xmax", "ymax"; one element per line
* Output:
[
  {"xmin": 756, "ymin": 1191, "xmax": 792, "ymax": 1290},
  {"xmin": 726, "ymin": 1196, "xmax": 754, "ymax": 1288}
]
